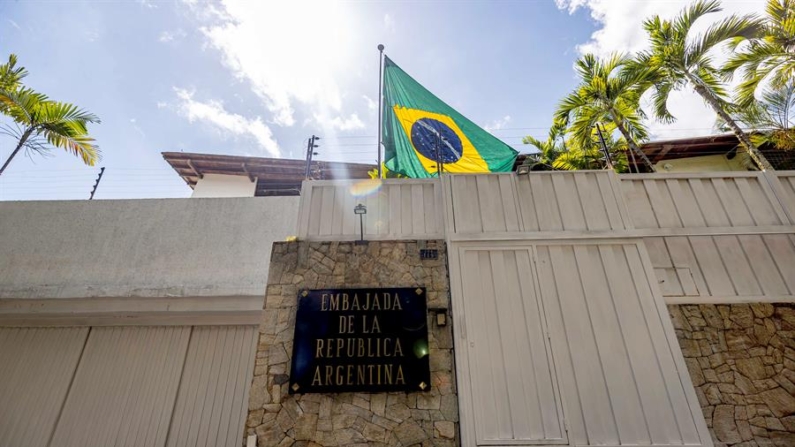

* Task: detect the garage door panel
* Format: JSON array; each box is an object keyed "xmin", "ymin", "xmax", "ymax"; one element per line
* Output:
[
  {"xmin": 52, "ymin": 326, "xmax": 190, "ymax": 447},
  {"xmin": 166, "ymin": 325, "xmax": 257, "ymax": 447},
  {"xmin": 0, "ymin": 327, "xmax": 88, "ymax": 447}
]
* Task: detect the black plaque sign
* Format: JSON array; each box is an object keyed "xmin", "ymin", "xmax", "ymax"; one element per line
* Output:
[{"xmin": 289, "ymin": 287, "xmax": 430, "ymax": 393}]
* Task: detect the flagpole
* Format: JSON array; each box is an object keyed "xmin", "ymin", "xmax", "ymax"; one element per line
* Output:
[{"xmin": 376, "ymin": 44, "xmax": 385, "ymax": 179}]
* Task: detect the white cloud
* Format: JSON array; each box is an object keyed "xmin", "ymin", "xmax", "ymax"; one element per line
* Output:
[
  {"xmin": 174, "ymin": 88, "xmax": 281, "ymax": 157},
  {"xmin": 362, "ymin": 95, "xmax": 377, "ymax": 111},
  {"xmin": 137, "ymin": 0, "xmax": 158, "ymax": 9},
  {"xmin": 556, "ymin": 0, "xmax": 766, "ymax": 140},
  {"xmin": 159, "ymin": 29, "xmax": 186, "ymax": 43},
  {"xmin": 384, "ymin": 14, "xmax": 395, "ymax": 33},
  {"xmin": 318, "ymin": 113, "xmax": 365, "ymax": 131},
  {"xmin": 84, "ymin": 30, "xmax": 100, "ymax": 42},
  {"xmin": 189, "ymin": 1, "xmax": 359, "ymax": 130},
  {"xmin": 129, "ymin": 118, "xmax": 146, "ymax": 137},
  {"xmin": 484, "ymin": 115, "xmax": 512, "ymax": 133},
  {"xmin": 7, "ymin": 20, "xmax": 21, "ymax": 31}
]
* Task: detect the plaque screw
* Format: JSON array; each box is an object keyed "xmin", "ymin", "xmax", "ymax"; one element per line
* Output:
[
  {"xmin": 291, "ymin": 383, "xmax": 300, "ymax": 392},
  {"xmin": 301, "ymin": 290, "xmax": 309, "ymax": 297},
  {"xmin": 415, "ymin": 288, "xmax": 423, "ymax": 295},
  {"xmin": 419, "ymin": 381, "xmax": 427, "ymax": 390}
]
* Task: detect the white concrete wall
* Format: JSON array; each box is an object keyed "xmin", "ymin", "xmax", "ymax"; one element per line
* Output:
[
  {"xmin": 0, "ymin": 196, "xmax": 300, "ymax": 299},
  {"xmin": 192, "ymin": 174, "xmax": 256, "ymax": 198}
]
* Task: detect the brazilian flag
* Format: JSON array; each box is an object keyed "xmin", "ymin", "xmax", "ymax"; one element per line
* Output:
[{"xmin": 382, "ymin": 56, "xmax": 517, "ymax": 178}]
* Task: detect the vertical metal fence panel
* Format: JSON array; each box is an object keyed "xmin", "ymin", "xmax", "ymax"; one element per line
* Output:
[
  {"xmin": 645, "ymin": 234, "xmax": 795, "ymax": 302},
  {"xmin": 769, "ymin": 172, "xmax": 795, "ymax": 223},
  {"xmin": 445, "ymin": 171, "xmax": 630, "ymax": 235},
  {"xmin": 620, "ymin": 173, "xmax": 789, "ymax": 229},
  {"xmin": 298, "ymin": 179, "xmax": 444, "ymax": 240}
]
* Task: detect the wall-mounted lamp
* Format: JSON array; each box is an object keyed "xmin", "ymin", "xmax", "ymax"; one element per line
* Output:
[
  {"xmin": 516, "ymin": 165, "xmax": 531, "ymax": 175},
  {"xmin": 354, "ymin": 203, "xmax": 367, "ymax": 245}
]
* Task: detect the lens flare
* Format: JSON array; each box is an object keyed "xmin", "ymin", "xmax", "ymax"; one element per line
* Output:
[{"xmin": 349, "ymin": 179, "xmax": 382, "ymax": 197}]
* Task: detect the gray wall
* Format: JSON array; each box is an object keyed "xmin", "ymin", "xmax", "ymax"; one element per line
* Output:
[{"xmin": 0, "ymin": 197, "xmax": 299, "ymax": 299}]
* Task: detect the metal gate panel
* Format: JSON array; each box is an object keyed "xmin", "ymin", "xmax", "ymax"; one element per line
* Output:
[
  {"xmin": 449, "ymin": 240, "xmax": 712, "ymax": 447},
  {"xmin": 453, "ymin": 246, "xmax": 567, "ymax": 445},
  {"xmin": 534, "ymin": 241, "xmax": 711, "ymax": 446}
]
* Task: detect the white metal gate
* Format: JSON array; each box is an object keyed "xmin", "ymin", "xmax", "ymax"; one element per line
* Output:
[
  {"xmin": 449, "ymin": 240, "xmax": 712, "ymax": 447},
  {"xmin": 453, "ymin": 246, "xmax": 567, "ymax": 445}
]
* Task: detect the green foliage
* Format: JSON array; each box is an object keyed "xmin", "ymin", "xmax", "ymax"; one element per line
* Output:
[
  {"xmin": 633, "ymin": 0, "xmax": 774, "ymax": 169},
  {"xmin": 0, "ymin": 54, "xmax": 100, "ymax": 175},
  {"xmin": 368, "ymin": 164, "xmax": 407, "ymax": 179},
  {"xmin": 0, "ymin": 54, "xmax": 27, "ymax": 92},
  {"xmin": 531, "ymin": 0, "xmax": 794, "ymax": 172},
  {"xmin": 554, "ymin": 53, "xmax": 651, "ymax": 151},
  {"xmin": 521, "ymin": 121, "xmax": 567, "ymax": 170},
  {"xmin": 724, "ymin": 0, "xmax": 795, "ymax": 107},
  {"xmin": 549, "ymin": 52, "xmax": 654, "ymax": 170},
  {"xmin": 522, "ymin": 121, "xmax": 629, "ymax": 172},
  {"xmin": 718, "ymin": 82, "xmax": 795, "ymax": 150},
  {"xmin": 638, "ymin": 0, "xmax": 762, "ymax": 116}
]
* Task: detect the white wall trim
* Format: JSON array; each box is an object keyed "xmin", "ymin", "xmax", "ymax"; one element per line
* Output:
[{"xmin": 446, "ymin": 225, "xmax": 795, "ymax": 243}]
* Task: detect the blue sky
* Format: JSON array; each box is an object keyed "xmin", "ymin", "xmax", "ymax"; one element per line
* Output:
[{"xmin": 0, "ymin": 0, "xmax": 766, "ymax": 200}]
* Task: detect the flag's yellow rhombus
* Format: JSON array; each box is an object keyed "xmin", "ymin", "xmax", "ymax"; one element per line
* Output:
[{"xmin": 393, "ymin": 106, "xmax": 489, "ymax": 174}]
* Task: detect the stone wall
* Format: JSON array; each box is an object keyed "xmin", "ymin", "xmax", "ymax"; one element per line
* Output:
[
  {"xmin": 247, "ymin": 240, "xmax": 458, "ymax": 447},
  {"xmin": 669, "ymin": 304, "xmax": 795, "ymax": 447}
]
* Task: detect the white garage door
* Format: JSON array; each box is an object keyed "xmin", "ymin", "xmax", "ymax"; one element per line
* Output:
[{"xmin": 0, "ymin": 325, "xmax": 257, "ymax": 447}]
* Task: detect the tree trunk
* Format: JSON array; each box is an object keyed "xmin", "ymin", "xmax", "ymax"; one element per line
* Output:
[
  {"xmin": 0, "ymin": 128, "xmax": 33, "ymax": 177},
  {"xmin": 609, "ymin": 112, "xmax": 656, "ymax": 172},
  {"xmin": 687, "ymin": 74, "xmax": 774, "ymax": 171}
]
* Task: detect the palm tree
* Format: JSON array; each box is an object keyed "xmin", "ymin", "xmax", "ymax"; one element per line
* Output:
[
  {"xmin": 521, "ymin": 121, "xmax": 567, "ymax": 170},
  {"xmin": 638, "ymin": 0, "xmax": 772, "ymax": 170},
  {"xmin": 554, "ymin": 53, "xmax": 656, "ymax": 171},
  {"xmin": 717, "ymin": 82, "xmax": 795, "ymax": 151},
  {"xmin": 0, "ymin": 86, "xmax": 100, "ymax": 176},
  {"xmin": 522, "ymin": 121, "xmax": 630, "ymax": 172},
  {"xmin": 723, "ymin": 0, "xmax": 795, "ymax": 108}
]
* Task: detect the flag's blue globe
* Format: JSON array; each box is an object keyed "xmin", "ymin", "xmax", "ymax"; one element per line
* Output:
[{"xmin": 409, "ymin": 118, "xmax": 463, "ymax": 164}]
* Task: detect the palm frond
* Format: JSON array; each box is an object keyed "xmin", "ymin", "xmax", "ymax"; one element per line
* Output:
[
  {"xmin": 0, "ymin": 88, "xmax": 48, "ymax": 126},
  {"xmin": 651, "ymin": 81, "xmax": 676, "ymax": 123},
  {"xmin": 522, "ymin": 135, "xmax": 546, "ymax": 151},
  {"xmin": 36, "ymin": 101, "xmax": 100, "ymax": 125},
  {"xmin": 689, "ymin": 14, "xmax": 763, "ymax": 63},
  {"xmin": 722, "ymin": 0, "xmax": 795, "ymax": 108},
  {"xmin": 696, "ymin": 66, "xmax": 730, "ymax": 100},
  {"xmin": 554, "ymin": 91, "xmax": 589, "ymax": 124},
  {"xmin": 0, "ymin": 54, "xmax": 28, "ymax": 91},
  {"xmin": 675, "ymin": 0, "xmax": 722, "ymax": 34},
  {"xmin": 40, "ymin": 125, "xmax": 100, "ymax": 165},
  {"xmin": 723, "ymin": 41, "xmax": 778, "ymax": 79}
]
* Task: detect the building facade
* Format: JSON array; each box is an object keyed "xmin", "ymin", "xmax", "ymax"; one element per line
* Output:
[{"xmin": 1, "ymin": 169, "xmax": 794, "ymax": 447}]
